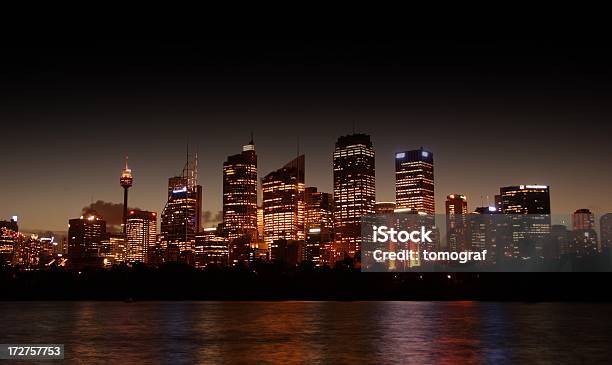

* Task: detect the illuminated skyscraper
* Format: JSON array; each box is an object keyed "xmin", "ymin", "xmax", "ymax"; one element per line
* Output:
[
  {"xmin": 601, "ymin": 213, "xmax": 612, "ymax": 251},
  {"xmin": 445, "ymin": 194, "xmax": 468, "ymax": 252},
  {"xmin": 0, "ymin": 217, "xmax": 19, "ymax": 265},
  {"xmin": 395, "ymin": 147, "xmax": 434, "ymax": 215},
  {"xmin": 160, "ymin": 154, "xmax": 202, "ymax": 263},
  {"xmin": 305, "ymin": 187, "xmax": 334, "ymax": 236},
  {"xmin": 469, "ymin": 206, "xmax": 506, "ymax": 265},
  {"xmin": 119, "ymin": 156, "xmax": 133, "ymax": 235},
  {"xmin": 500, "ymin": 185, "xmax": 551, "ymax": 215},
  {"xmin": 223, "ymin": 138, "xmax": 258, "ymax": 262},
  {"xmin": 333, "ymin": 134, "xmax": 375, "ymax": 257},
  {"xmin": 571, "ymin": 208, "xmax": 598, "ymax": 257},
  {"xmin": 126, "ymin": 210, "xmax": 157, "ymax": 264},
  {"xmin": 68, "ymin": 212, "xmax": 106, "ymax": 269},
  {"xmin": 304, "ymin": 187, "xmax": 334, "ymax": 264},
  {"xmin": 262, "ymin": 155, "xmax": 305, "ymax": 258},
  {"xmin": 499, "ymin": 185, "xmax": 551, "ymax": 260},
  {"xmin": 257, "ymin": 206, "xmax": 264, "ymax": 242}
]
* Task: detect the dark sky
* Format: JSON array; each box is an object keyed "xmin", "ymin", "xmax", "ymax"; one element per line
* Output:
[{"xmin": 1, "ymin": 39, "xmax": 611, "ymax": 231}]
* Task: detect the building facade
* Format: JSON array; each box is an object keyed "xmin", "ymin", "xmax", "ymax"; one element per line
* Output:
[
  {"xmin": 333, "ymin": 134, "xmax": 375, "ymax": 257},
  {"xmin": 445, "ymin": 194, "xmax": 469, "ymax": 252},
  {"xmin": 223, "ymin": 139, "xmax": 258, "ymax": 263},
  {"xmin": 68, "ymin": 213, "xmax": 106, "ymax": 268},
  {"xmin": 160, "ymin": 162, "xmax": 202, "ymax": 263},
  {"xmin": 499, "ymin": 185, "xmax": 551, "ymax": 261},
  {"xmin": 395, "ymin": 147, "xmax": 435, "ymax": 215},
  {"xmin": 262, "ymin": 155, "xmax": 305, "ymax": 259},
  {"xmin": 601, "ymin": 213, "xmax": 612, "ymax": 251},
  {"xmin": 571, "ymin": 208, "xmax": 598, "ymax": 257},
  {"xmin": 126, "ymin": 210, "xmax": 157, "ymax": 264}
]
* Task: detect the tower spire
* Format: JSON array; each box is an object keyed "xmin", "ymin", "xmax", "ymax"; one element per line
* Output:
[{"xmin": 120, "ymin": 156, "xmax": 133, "ymax": 235}]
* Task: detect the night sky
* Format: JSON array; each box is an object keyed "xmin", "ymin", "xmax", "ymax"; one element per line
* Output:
[{"xmin": 1, "ymin": 39, "xmax": 611, "ymax": 231}]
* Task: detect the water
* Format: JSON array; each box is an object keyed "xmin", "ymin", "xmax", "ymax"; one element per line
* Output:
[{"xmin": 1, "ymin": 301, "xmax": 611, "ymax": 364}]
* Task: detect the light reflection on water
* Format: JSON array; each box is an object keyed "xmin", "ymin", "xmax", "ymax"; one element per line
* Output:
[{"xmin": 1, "ymin": 301, "xmax": 611, "ymax": 364}]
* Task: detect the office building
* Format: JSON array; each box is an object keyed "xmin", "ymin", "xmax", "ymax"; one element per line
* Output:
[
  {"xmin": 126, "ymin": 210, "xmax": 157, "ymax": 264},
  {"xmin": 601, "ymin": 213, "xmax": 612, "ymax": 251},
  {"xmin": 446, "ymin": 194, "xmax": 469, "ymax": 252},
  {"xmin": 333, "ymin": 134, "xmax": 375, "ymax": 257},
  {"xmin": 160, "ymin": 154, "xmax": 202, "ymax": 263},
  {"xmin": 499, "ymin": 185, "xmax": 551, "ymax": 260},
  {"xmin": 68, "ymin": 212, "xmax": 106, "ymax": 268},
  {"xmin": 262, "ymin": 155, "xmax": 305, "ymax": 259},
  {"xmin": 222, "ymin": 138, "xmax": 258, "ymax": 242},
  {"xmin": 395, "ymin": 147, "xmax": 435, "ymax": 215},
  {"xmin": 571, "ymin": 208, "xmax": 598, "ymax": 257}
]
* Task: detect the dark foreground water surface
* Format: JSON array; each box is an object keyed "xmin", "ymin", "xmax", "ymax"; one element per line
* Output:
[{"xmin": 1, "ymin": 301, "xmax": 611, "ymax": 364}]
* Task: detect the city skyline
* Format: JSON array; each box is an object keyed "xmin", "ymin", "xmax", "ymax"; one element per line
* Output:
[
  {"xmin": 1, "ymin": 40, "xmax": 611, "ymax": 231},
  {"xmin": 3, "ymin": 130, "xmax": 612, "ymax": 233}
]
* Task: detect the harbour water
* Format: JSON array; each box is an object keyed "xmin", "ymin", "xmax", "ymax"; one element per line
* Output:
[{"xmin": 1, "ymin": 301, "xmax": 611, "ymax": 364}]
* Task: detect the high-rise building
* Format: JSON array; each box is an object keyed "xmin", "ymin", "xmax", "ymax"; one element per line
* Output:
[
  {"xmin": 160, "ymin": 154, "xmax": 202, "ymax": 263},
  {"xmin": 333, "ymin": 134, "xmax": 375, "ymax": 257},
  {"xmin": 223, "ymin": 138, "xmax": 258, "ymax": 262},
  {"xmin": 601, "ymin": 213, "xmax": 612, "ymax": 251},
  {"xmin": 445, "ymin": 194, "xmax": 469, "ymax": 252},
  {"xmin": 126, "ymin": 210, "xmax": 157, "ymax": 264},
  {"xmin": 550, "ymin": 224, "xmax": 571, "ymax": 259},
  {"xmin": 500, "ymin": 185, "xmax": 551, "ymax": 215},
  {"xmin": 395, "ymin": 147, "xmax": 434, "ymax": 215},
  {"xmin": 304, "ymin": 187, "xmax": 334, "ymax": 264},
  {"xmin": 469, "ymin": 206, "xmax": 506, "ymax": 265},
  {"xmin": 262, "ymin": 155, "xmax": 305, "ymax": 259},
  {"xmin": 119, "ymin": 157, "xmax": 133, "ymax": 235},
  {"xmin": 499, "ymin": 185, "xmax": 551, "ymax": 260},
  {"xmin": 257, "ymin": 206, "xmax": 264, "ymax": 242},
  {"xmin": 571, "ymin": 209, "xmax": 598, "ymax": 257},
  {"xmin": 305, "ymin": 187, "xmax": 334, "ymax": 236},
  {"xmin": 572, "ymin": 208, "xmax": 595, "ymax": 231},
  {"xmin": 68, "ymin": 212, "xmax": 106, "ymax": 268},
  {"xmin": 375, "ymin": 202, "xmax": 396, "ymax": 215},
  {"xmin": 0, "ymin": 218, "xmax": 19, "ymax": 265},
  {"xmin": 100, "ymin": 233, "xmax": 127, "ymax": 267}
]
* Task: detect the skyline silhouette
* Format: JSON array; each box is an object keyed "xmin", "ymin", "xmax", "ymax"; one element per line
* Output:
[{"xmin": 1, "ymin": 40, "xmax": 611, "ymax": 231}]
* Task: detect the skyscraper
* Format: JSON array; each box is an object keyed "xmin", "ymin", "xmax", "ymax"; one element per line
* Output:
[
  {"xmin": 571, "ymin": 208, "xmax": 598, "ymax": 257},
  {"xmin": 469, "ymin": 206, "xmax": 505, "ymax": 265},
  {"xmin": 304, "ymin": 187, "xmax": 334, "ymax": 264},
  {"xmin": 445, "ymin": 194, "xmax": 468, "ymax": 252},
  {"xmin": 119, "ymin": 157, "xmax": 133, "ymax": 235},
  {"xmin": 304, "ymin": 187, "xmax": 334, "ymax": 236},
  {"xmin": 601, "ymin": 213, "xmax": 612, "ymax": 251},
  {"xmin": 395, "ymin": 147, "xmax": 435, "ymax": 215},
  {"xmin": 126, "ymin": 210, "xmax": 157, "ymax": 264},
  {"xmin": 499, "ymin": 185, "xmax": 551, "ymax": 260},
  {"xmin": 262, "ymin": 155, "xmax": 305, "ymax": 258},
  {"xmin": 0, "ymin": 218, "xmax": 19, "ymax": 265},
  {"xmin": 223, "ymin": 138, "xmax": 258, "ymax": 262},
  {"xmin": 68, "ymin": 212, "xmax": 106, "ymax": 269},
  {"xmin": 333, "ymin": 133, "xmax": 375, "ymax": 257},
  {"xmin": 500, "ymin": 185, "xmax": 551, "ymax": 215},
  {"xmin": 160, "ymin": 154, "xmax": 202, "ymax": 263}
]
